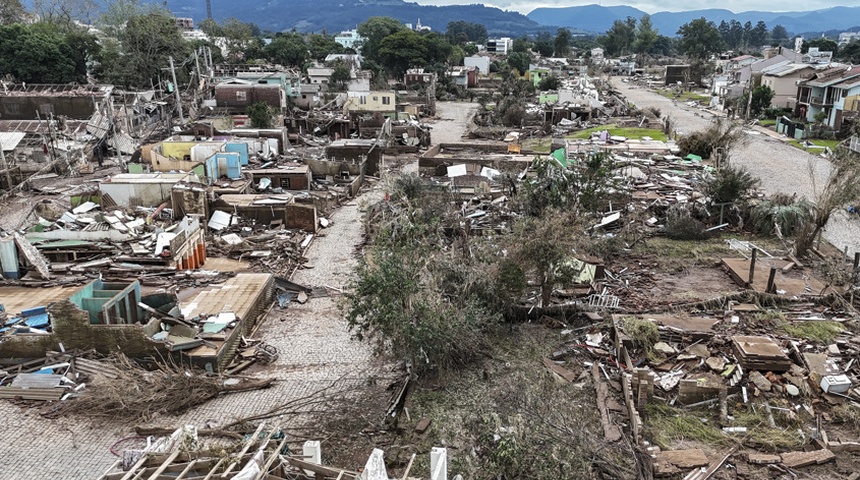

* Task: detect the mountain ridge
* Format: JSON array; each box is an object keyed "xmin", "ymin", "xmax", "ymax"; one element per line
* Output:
[{"xmin": 527, "ymin": 4, "xmax": 860, "ymax": 36}]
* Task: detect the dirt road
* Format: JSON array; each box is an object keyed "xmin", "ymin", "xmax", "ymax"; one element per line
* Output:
[
  {"xmin": 431, "ymin": 101, "xmax": 478, "ymax": 144},
  {"xmin": 613, "ymin": 79, "xmax": 860, "ymax": 257}
]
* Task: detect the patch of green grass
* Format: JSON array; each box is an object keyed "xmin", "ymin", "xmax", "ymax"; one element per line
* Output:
[
  {"xmin": 758, "ymin": 119, "xmax": 776, "ymax": 127},
  {"xmin": 781, "ymin": 321, "xmax": 844, "ymax": 343},
  {"xmin": 788, "ymin": 139, "xmax": 841, "ymax": 153},
  {"xmin": 730, "ymin": 407, "xmax": 805, "ymax": 450},
  {"xmin": 521, "ymin": 137, "xmax": 553, "ymax": 154},
  {"xmin": 644, "ymin": 404, "xmax": 726, "ymax": 449},
  {"xmin": 566, "ymin": 124, "xmax": 668, "ymax": 142},
  {"xmin": 621, "ymin": 317, "xmax": 659, "ymax": 352}
]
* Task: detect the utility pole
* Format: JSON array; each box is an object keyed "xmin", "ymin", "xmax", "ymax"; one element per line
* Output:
[{"xmin": 169, "ymin": 56, "xmax": 184, "ymax": 124}]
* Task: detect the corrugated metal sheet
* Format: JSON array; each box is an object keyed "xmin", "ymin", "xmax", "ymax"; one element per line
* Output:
[
  {"xmin": 86, "ymin": 111, "xmax": 110, "ymax": 139},
  {"xmin": 0, "ymin": 131, "xmax": 26, "ymax": 151},
  {"xmin": 109, "ymin": 132, "xmax": 136, "ymax": 154}
]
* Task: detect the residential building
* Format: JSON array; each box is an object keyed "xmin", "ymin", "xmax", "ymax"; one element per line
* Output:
[
  {"xmin": 464, "ymin": 55, "xmax": 491, "ymax": 75},
  {"xmin": 334, "ymin": 29, "xmax": 364, "ymax": 51},
  {"xmin": 344, "ymin": 91, "xmax": 396, "ymax": 113},
  {"xmin": 760, "ymin": 62, "xmax": 817, "ymax": 109},
  {"xmin": 796, "ymin": 66, "xmax": 860, "ymax": 129},
  {"xmin": 839, "ymin": 31, "xmax": 860, "ymax": 45},
  {"xmin": 803, "ymin": 47, "xmax": 833, "ymax": 64},
  {"xmin": 404, "ymin": 68, "xmax": 436, "ymax": 86},
  {"xmin": 175, "ymin": 17, "xmax": 194, "ymax": 30},
  {"xmin": 0, "ymin": 83, "xmax": 113, "ymax": 121},
  {"xmin": 214, "ymin": 82, "xmax": 286, "ymax": 110},
  {"xmin": 723, "ymin": 50, "xmax": 803, "ymax": 98},
  {"xmin": 486, "ymin": 37, "xmax": 513, "ymax": 55},
  {"xmin": 307, "ymin": 67, "xmax": 335, "ymax": 89},
  {"xmin": 325, "ymin": 54, "xmax": 362, "ymax": 70},
  {"xmin": 448, "ymin": 66, "xmax": 478, "ymax": 88},
  {"xmin": 213, "ymin": 64, "xmax": 301, "ymax": 98},
  {"xmin": 294, "ymin": 83, "xmax": 321, "ymax": 109}
]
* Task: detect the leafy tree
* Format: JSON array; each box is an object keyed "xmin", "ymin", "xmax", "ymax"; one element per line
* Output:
[
  {"xmin": 533, "ymin": 31, "xmax": 553, "ymax": 57},
  {"xmin": 649, "ymin": 35, "xmax": 676, "ymax": 56},
  {"xmin": 247, "ymin": 102, "xmax": 277, "ymax": 128},
  {"xmin": 677, "ymin": 17, "xmax": 725, "ymax": 60},
  {"xmin": 512, "ymin": 35, "xmax": 530, "ymax": 53},
  {"xmin": 356, "ymin": 16, "xmax": 405, "ymax": 62},
  {"xmin": 554, "ymin": 28, "xmax": 570, "ymax": 57},
  {"xmin": 328, "ymin": 60, "xmax": 351, "ymax": 91},
  {"xmin": 421, "ymin": 31, "xmax": 454, "ymax": 67},
  {"xmin": 0, "ymin": 23, "xmax": 81, "ymax": 82},
  {"xmin": 602, "ymin": 16, "xmax": 636, "ymax": 56},
  {"xmin": 445, "ymin": 20, "xmax": 487, "ymax": 45},
  {"xmin": 771, "ymin": 24, "xmax": 789, "ymax": 43},
  {"xmin": 263, "ymin": 33, "xmax": 309, "ymax": 70},
  {"xmin": 750, "ymin": 85, "xmax": 774, "ymax": 116},
  {"xmin": 538, "ymin": 75, "xmax": 561, "ymax": 91},
  {"xmin": 198, "ymin": 18, "xmax": 222, "ymax": 37},
  {"xmin": 376, "ymin": 29, "xmax": 427, "ymax": 76},
  {"xmin": 307, "ymin": 33, "xmax": 344, "ymax": 62},
  {"xmin": 507, "ymin": 51, "xmax": 529, "ymax": 74},
  {"xmin": 0, "ymin": 0, "xmax": 26, "ymax": 25},
  {"xmin": 634, "ymin": 14, "xmax": 658, "ymax": 56},
  {"xmin": 750, "ymin": 20, "xmax": 769, "ymax": 47},
  {"xmin": 98, "ymin": 0, "xmax": 162, "ymax": 36},
  {"xmin": 839, "ymin": 41, "xmax": 860, "ymax": 64},
  {"xmin": 220, "ymin": 18, "xmax": 255, "ymax": 62},
  {"xmin": 97, "ymin": 12, "xmax": 189, "ymax": 89}
]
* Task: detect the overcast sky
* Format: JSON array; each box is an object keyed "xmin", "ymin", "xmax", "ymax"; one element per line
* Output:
[{"xmin": 410, "ymin": 0, "xmax": 850, "ymax": 15}]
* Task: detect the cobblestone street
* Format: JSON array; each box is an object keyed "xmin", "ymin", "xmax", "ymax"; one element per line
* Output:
[{"xmin": 0, "ymin": 194, "xmax": 382, "ymax": 479}]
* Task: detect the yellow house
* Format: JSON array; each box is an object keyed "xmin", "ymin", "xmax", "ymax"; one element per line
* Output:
[{"xmin": 344, "ymin": 91, "xmax": 396, "ymax": 113}]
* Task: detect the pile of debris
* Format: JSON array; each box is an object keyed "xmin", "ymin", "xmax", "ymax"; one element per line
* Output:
[
  {"xmin": 0, "ymin": 351, "xmax": 273, "ymax": 415},
  {"xmin": 541, "ymin": 302, "xmax": 860, "ymax": 478},
  {"xmin": 99, "ymin": 423, "xmax": 452, "ymax": 480}
]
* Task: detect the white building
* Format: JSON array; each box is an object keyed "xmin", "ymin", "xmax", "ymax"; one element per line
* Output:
[
  {"xmin": 464, "ymin": 55, "xmax": 490, "ymax": 75},
  {"xmin": 486, "ymin": 37, "xmax": 513, "ymax": 55},
  {"xmin": 335, "ymin": 29, "xmax": 363, "ymax": 51},
  {"xmin": 839, "ymin": 31, "xmax": 860, "ymax": 45}
]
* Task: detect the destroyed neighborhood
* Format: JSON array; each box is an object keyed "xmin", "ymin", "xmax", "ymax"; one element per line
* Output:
[{"xmin": 3, "ymin": 6, "xmax": 860, "ymax": 480}]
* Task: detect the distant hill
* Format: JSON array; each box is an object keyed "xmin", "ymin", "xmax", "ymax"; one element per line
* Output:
[
  {"xmin": 527, "ymin": 4, "xmax": 860, "ymax": 36},
  {"xmin": 59, "ymin": 0, "xmax": 550, "ymax": 36}
]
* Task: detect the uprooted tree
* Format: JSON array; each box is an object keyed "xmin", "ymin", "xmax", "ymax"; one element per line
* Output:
[{"xmin": 795, "ymin": 149, "xmax": 860, "ymax": 257}]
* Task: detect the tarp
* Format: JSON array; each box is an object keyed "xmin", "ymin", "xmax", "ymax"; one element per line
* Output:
[{"xmin": 551, "ymin": 148, "xmax": 568, "ymax": 168}]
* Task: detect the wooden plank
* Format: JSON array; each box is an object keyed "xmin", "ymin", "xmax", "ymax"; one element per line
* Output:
[
  {"xmin": 285, "ymin": 457, "xmax": 358, "ymax": 479},
  {"xmin": 223, "ymin": 423, "xmax": 267, "ymax": 477},
  {"xmin": 254, "ymin": 436, "xmax": 290, "ymax": 480},
  {"xmin": 200, "ymin": 458, "xmax": 225, "ymax": 480},
  {"xmin": 542, "ymin": 357, "xmax": 577, "ymax": 382},
  {"xmin": 174, "ymin": 459, "xmax": 198, "ymax": 480},
  {"xmin": 781, "ymin": 449, "xmax": 836, "ymax": 468},
  {"xmin": 147, "ymin": 450, "xmax": 181, "ymax": 480},
  {"xmin": 655, "ymin": 449, "xmax": 709, "ymax": 469}
]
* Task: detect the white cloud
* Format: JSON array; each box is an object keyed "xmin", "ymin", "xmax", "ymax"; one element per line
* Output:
[{"xmin": 410, "ymin": 0, "xmax": 851, "ymax": 15}]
